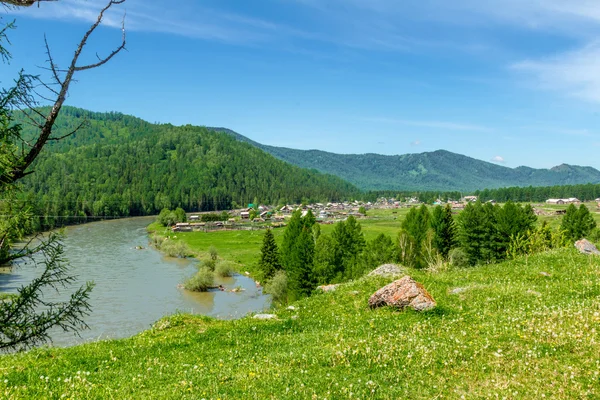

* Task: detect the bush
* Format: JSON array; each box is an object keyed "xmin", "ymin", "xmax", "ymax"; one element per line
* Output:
[
  {"xmin": 183, "ymin": 267, "xmax": 214, "ymax": 292},
  {"xmin": 200, "ymin": 258, "xmax": 216, "ymax": 271},
  {"xmin": 150, "ymin": 234, "xmax": 166, "ymax": 248},
  {"xmin": 264, "ymin": 270, "xmax": 288, "ymax": 305},
  {"xmin": 449, "ymin": 248, "xmax": 469, "ymax": 268},
  {"xmin": 161, "ymin": 240, "xmax": 191, "ymax": 258},
  {"xmin": 215, "ymin": 260, "xmax": 236, "ymax": 277},
  {"xmin": 208, "ymin": 245, "xmax": 218, "ymax": 261}
]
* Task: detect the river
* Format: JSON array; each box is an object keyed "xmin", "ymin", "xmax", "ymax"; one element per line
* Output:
[{"xmin": 0, "ymin": 217, "xmax": 270, "ymax": 348}]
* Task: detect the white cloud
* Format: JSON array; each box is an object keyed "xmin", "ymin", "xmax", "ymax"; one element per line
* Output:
[
  {"xmin": 491, "ymin": 155, "xmax": 506, "ymax": 164},
  {"xmin": 512, "ymin": 43, "xmax": 600, "ymax": 103}
]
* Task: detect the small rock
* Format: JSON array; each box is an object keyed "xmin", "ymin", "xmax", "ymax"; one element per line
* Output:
[
  {"xmin": 317, "ymin": 284, "xmax": 340, "ymax": 293},
  {"xmin": 575, "ymin": 239, "xmax": 600, "ymax": 255},
  {"xmin": 539, "ymin": 271, "xmax": 552, "ymax": 277},
  {"xmin": 449, "ymin": 287, "xmax": 468, "ymax": 295},
  {"xmin": 287, "ymin": 305, "xmax": 296, "ymax": 311},
  {"xmin": 244, "ymin": 271, "xmax": 250, "ymax": 275},
  {"xmin": 253, "ymin": 314, "xmax": 276, "ymax": 320},
  {"xmin": 367, "ymin": 264, "xmax": 404, "ymax": 278},
  {"xmin": 368, "ymin": 276, "xmax": 436, "ymax": 311}
]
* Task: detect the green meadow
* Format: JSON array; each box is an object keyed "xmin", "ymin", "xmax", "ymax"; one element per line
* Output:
[
  {"xmin": 147, "ymin": 208, "xmax": 412, "ymax": 277},
  {"xmin": 2, "ymin": 204, "xmax": 600, "ymax": 399},
  {"xmin": 1, "ymin": 247, "xmax": 599, "ymax": 399}
]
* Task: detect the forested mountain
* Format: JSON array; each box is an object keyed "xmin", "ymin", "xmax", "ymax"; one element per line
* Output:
[
  {"xmin": 214, "ymin": 129, "xmax": 600, "ymax": 192},
  {"xmin": 17, "ymin": 107, "xmax": 358, "ymax": 228}
]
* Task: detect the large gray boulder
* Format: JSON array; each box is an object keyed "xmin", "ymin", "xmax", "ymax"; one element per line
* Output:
[
  {"xmin": 368, "ymin": 276, "xmax": 436, "ymax": 311},
  {"xmin": 367, "ymin": 264, "xmax": 404, "ymax": 278},
  {"xmin": 575, "ymin": 239, "xmax": 600, "ymax": 255}
]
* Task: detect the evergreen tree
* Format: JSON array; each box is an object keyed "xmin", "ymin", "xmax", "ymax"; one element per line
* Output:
[
  {"xmin": 280, "ymin": 209, "xmax": 303, "ymax": 270},
  {"xmin": 279, "ymin": 209, "xmax": 318, "ymax": 299},
  {"xmin": 361, "ymin": 233, "xmax": 395, "ymax": 271},
  {"xmin": 399, "ymin": 204, "xmax": 431, "ymax": 268},
  {"xmin": 286, "ymin": 228, "xmax": 316, "ymax": 300},
  {"xmin": 495, "ymin": 201, "xmax": 537, "ymax": 256},
  {"xmin": 430, "ymin": 204, "xmax": 456, "ymax": 259},
  {"xmin": 330, "ymin": 215, "xmax": 366, "ymax": 279},
  {"xmin": 561, "ymin": 204, "xmax": 597, "ymax": 242},
  {"xmin": 457, "ymin": 202, "xmax": 488, "ymax": 265},
  {"xmin": 258, "ymin": 229, "xmax": 281, "ymax": 280},
  {"xmin": 312, "ymin": 234, "xmax": 336, "ymax": 284}
]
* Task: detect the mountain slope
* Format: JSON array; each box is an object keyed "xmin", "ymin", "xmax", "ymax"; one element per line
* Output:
[
  {"xmin": 17, "ymin": 107, "xmax": 358, "ymax": 226},
  {"xmin": 214, "ymin": 129, "xmax": 600, "ymax": 191}
]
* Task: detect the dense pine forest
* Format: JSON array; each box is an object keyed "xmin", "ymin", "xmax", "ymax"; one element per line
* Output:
[{"xmin": 16, "ymin": 107, "xmax": 358, "ymax": 229}]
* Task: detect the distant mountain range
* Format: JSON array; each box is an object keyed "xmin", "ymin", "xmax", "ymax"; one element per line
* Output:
[{"xmin": 213, "ymin": 128, "xmax": 600, "ymax": 192}]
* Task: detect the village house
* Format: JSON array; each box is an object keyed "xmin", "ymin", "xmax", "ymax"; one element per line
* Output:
[
  {"xmin": 462, "ymin": 195, "xmax": 478, "ymax": 203},
  {"xmin": 240, "ymin": 211, "xmax": 250, "ymax": 219},
  {"xmin": 189, "ymin": 215, "xmax": 200, "ymax": 221},
  {"xmin": 173, "ymin": 222, "xmax": 192, "ymax": 232},
  {"xmin": 546, "ymin": 198, "xmax": 581, "ymax": 205}
]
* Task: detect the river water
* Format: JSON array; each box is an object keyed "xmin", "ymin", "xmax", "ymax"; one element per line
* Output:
[{"xmin": 0, "ymin": 217, "xmax": 270, "ymax": 347}]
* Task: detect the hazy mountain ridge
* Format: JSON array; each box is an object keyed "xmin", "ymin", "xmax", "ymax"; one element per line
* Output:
[{"xmin": 213, "ymin": 129, "xmax": 600, "ymax": 192}]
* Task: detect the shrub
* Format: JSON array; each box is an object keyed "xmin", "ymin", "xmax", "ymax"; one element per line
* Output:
[
  {"xmin": 215, "ymin": 260, "xmax": 236, "ymax": 277},
  {"xmin": 184, "ymin": 267, "xmax": 214, "ymax": 292},
  {"xmin": 208, "ymin": 245, "xmax": 218, "ymax": 261},
  {"xmin": 200, "ymin": 258, "xmax": 216, "ymax": 271},
  {"xmin": 161, "ymin": 240, "xmax": 191, "ymax": 258},
  {"xmin": 449, "ymin": 248, "xmax": 469, "ymax": 268},
  {"xmin": 150, "ymin": 234, "xmax": 166, "ymax": 248},
  {"xmin": 264, "ymin": 270, "xmax": 288, "ymax": 305}
]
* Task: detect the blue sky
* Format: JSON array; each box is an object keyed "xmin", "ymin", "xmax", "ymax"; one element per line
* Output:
[{"xmin": 3, "ymin": 0, "xmax": 600, "ymax": 169}]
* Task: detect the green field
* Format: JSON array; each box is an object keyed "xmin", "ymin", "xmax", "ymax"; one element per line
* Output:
[
  {"xmin": 147, "ymin": 208, "xmax": 412, "ymax": 277},
  {"xmin": 1, "ymin": 247, "xmax": 599, "ymax": 399},
  {"xmin": 2, "ymin": 204, "xmax": 599, "ymax": 399},
  {"xmin": 149, "ymin": 204, "xmax": 600, "ymax": 278}
]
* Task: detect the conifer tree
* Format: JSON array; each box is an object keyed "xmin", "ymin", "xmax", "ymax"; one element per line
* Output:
[
  {"xmin": 279, "ymin": 209, "xmax": 317, "ymax": 299},
  {"xmin": 258, "ymin": 229, "xmax": 281, "ymax": 280},
  {"xmin": 330, "ymin": 215, "xmax": 365, "ymax": 279},
  {"xmin": 286, "ymin": 228, "xmax": 316, "ymax": 300},
  {"xmin": 399, "ymin": 204, "xmax": 430, "ymax": 268},
  {"xmin": 561, "ymin": 204, "xmax": 597, "ymax": 242},
  {"xmin": 430, "ymin": 204, "xmax": 456, "ymax": 259}
]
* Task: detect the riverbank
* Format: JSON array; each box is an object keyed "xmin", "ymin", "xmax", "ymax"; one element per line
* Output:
[
  {"xmin": 0, "ymin": 217, "xmax": 270, "ymax": 348},
  {"xmin": 1, "ymin": 247, "xmax": 599, "ymax": 398}
]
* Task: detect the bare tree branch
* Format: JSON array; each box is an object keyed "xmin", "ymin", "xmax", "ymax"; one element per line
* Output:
[
  {"xmin": 43, "ymin": 34, "xmax": 62, "ymax": 86},
  {"xmin": 7, "ymin": 0, "xmax": 127, "ymax": 182},
  {"xmin": 48, "ymin": 118, "xmax": 87, "ymax": 141}
]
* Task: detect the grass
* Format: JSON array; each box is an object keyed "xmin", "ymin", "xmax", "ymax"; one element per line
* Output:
[
  {"xmin": 146, "ymin": 209, "xmax": 413, "ymax": 278},
  {"xmin": 1, "ymin": 247, "xmax": 599, "ymax": 398}
]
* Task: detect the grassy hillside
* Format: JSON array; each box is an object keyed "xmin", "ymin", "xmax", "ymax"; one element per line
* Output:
[{"xmin": 1, "ymin": 247, "xmax": 598, "ymax": 399}]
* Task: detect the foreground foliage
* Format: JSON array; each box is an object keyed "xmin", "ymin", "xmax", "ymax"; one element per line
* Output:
[{"xmin": 1, "ymin": 248, "xmax": 599, "ymax": 398}]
